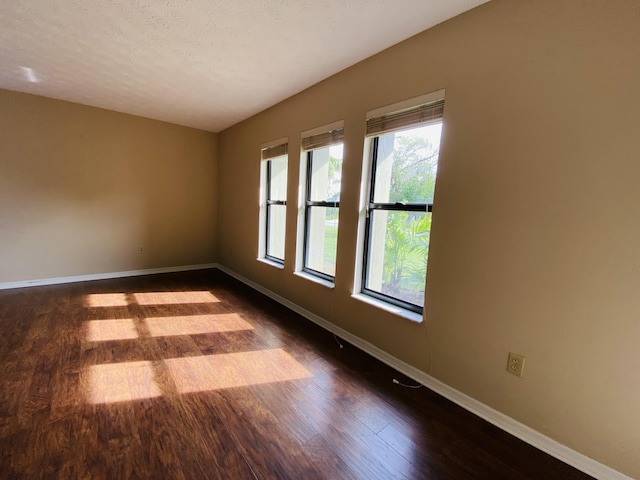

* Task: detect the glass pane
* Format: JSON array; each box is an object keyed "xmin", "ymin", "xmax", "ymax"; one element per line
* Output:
[
  {"xmin": 365, "ymin": 210, "xmax": 432, "ymax": 307},
  {"xmin": 268, "ymin": 155, "xmax": 288, "ymax": 201},
  {"xmin": 266, "ymin": 205, "xmax": 286, "ymax": 260},
  {"xmin": 305, "ymin": 206, "xmax": 339, "ymax": 277},
  {"xmin": 309, "ymin": 145, "xmax": 343, "ymax": 202},
  {"xmin": 372, "ymin": 123, "xmax": 442, "ymax": 204}
]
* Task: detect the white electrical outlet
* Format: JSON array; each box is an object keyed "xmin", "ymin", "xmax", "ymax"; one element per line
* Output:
[{"xmin": 507, "ymin": 352, "xmax": 525, "ymax": 377}]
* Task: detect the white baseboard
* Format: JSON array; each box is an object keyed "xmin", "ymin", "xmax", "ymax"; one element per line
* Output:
[
  {"xmin": 0, "ymin": 263, "xmax": 218, "ymax": 291},
  {"xmin": 216, "ymin": 264, "xmax": 631, "ymax": 480}
]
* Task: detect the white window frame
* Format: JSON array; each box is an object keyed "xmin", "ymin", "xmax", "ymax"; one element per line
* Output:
[
  {"xmin": 295, "ymin": 120, "xmax": 344, "ymax": 286},
  {"xmin": 353, "ymin": 90, "xmax": 445, "ymax": 319},
  {"xmin": 258, "ymin": 137, "xmax": 288, "ymax": 268}
]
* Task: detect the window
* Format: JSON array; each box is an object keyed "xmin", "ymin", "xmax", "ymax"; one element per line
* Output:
[
  {"xmin": 360, "ymin": 95, "xmax": 444, "ymax": 314},
  {"xmin": 300, "ymin": 126, "xmax": 344, "ymax": 282},
  {"xmin": 260, "ymin": 142, "xmax": 288, "ymax": 264}
]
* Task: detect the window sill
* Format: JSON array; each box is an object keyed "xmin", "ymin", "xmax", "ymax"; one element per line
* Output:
[
  {"xmin": 294, "ymin": 271, "xmax": 335, "ymax": 289},
  {"xmin": 257, "ymin": 257, "xmax": 284, "ymax": 269},
  {"xmin": 352, "ymin": 293, "xmax": 424, "ymax": 324}
]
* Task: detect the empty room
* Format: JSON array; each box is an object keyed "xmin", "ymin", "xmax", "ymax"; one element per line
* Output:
[{"xmin": 1, "ymin": 0, "xmax": 638, "ymax": 478}]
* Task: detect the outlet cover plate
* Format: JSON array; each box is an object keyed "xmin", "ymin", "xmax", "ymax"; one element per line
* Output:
[{"xmin": 507, "ymin": 352, "xmax": 525, "ymax": 377}]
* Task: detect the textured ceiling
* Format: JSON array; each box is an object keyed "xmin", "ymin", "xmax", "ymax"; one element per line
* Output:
[{"xmin": 0, "ymin": 0, "xmax": 487, "ymax": 132}]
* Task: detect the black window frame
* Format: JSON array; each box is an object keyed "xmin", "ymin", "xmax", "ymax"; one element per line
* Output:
[
  {"xmin": 361, "ymin": 113, "xmax": 442, "ymax": 314},
  {"xmin": 302, "ymin": 149, "xmax": 340, "ymax": 282},
  {"xmin": 360, "ymin": 95, "xmax": 445, "ymax": 315},
  {"xmin": 264, "ymin": 154, "xmax": 288, "ymax": 265}
]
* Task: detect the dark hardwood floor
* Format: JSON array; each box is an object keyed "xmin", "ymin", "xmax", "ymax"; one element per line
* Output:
[{"xmin": 0, "ymin": 269, "xmax": 592, "ymax": 479}]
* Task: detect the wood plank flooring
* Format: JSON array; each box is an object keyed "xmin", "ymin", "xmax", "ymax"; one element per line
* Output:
[{"xmin": 0, "ymin": 269, "xmax": 593, "ymax": 479}]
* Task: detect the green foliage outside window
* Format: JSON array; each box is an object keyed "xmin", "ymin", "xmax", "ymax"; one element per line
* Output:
[{"xmin": 381, "ymin": 133, "xmax": 439, "ymax": 304}]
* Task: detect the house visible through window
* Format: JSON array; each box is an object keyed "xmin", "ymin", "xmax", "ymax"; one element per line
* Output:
[
  {"xmin": 261, "ymin": 142, "xmax": 288, "ymax": 264},
  {"xmin": 361, "ymin": 97, "xmax": 444, "ymax": 313},
  {"xmin": 300, "ymin": 127, "xmax": 344, "ymax": 282}
]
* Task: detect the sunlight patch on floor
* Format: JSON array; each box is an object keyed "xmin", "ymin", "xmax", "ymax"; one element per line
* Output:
[
  {"xmin": 132, "ymin": 291, "xmax": 220, "ymax": 305},
  {"xmin": 144, "ymin": 313, "xmax": 253, "ymax": 337},
  {"xmin": 86, "ymin": 293, "xmax": 128, "ymax": 307},
  {"xmin": 84, "ymin": 319, "xmax": 139, "ymax": 342},
  {"xmin": 165, "ymin": 349, "xmax": 312, "ymax": 393},
  {"xmin": 85, "ymin": 361, "xmax": 161, "ymax": 404}
]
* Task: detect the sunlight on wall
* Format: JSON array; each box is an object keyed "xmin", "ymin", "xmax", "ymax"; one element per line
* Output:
[
  {"xmin": 85, "ymin": 361, "xmax": 161, "ymax": 404},
  {"xmin": 165, "ymin": 349, "xmax": 312, "ymax": 393},
  {"xmin": 20, "ymin": 66, "xmax": 39, "ymax": 83},
  {"xmin": 84, "ymin": 319, "xmax": 138, "ymax": 342},
  {"xmin": 132, "ymin": 291, "xmax": 220, "ymax": 305},
  {"xmin": 144, "ymin": 313, "xmax": 253, "ymax": 337},
  {"xmin": 86, "ymin": 293, "xmax": 128, "ymax": 307}
]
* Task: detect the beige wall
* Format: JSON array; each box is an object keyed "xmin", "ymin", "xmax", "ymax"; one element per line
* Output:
[
  {"xmin": 217, "ymin": 0, "xmax": 640, "ymax": 477},
  {"xmin": 0, "ymin": 89, "xmax": 218, "ymax": 283}
]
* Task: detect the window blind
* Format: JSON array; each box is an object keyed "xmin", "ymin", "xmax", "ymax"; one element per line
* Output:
[
  {"xmin": 301, "ymin": 128, "xmax": 344, "ymax": 151},
  {"xmin": 366, "ymin": 99, "xmax": 444, "ymax": 137},
  {"xmin": 261, "ymin": 143, "xmax": 288, "ymax": 160}
]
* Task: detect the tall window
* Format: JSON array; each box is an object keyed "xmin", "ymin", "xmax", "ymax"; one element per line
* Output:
[
  {"xmin": 361, "ymin": 97, "xmax": 444, "ymax": 313},
  {"xmin": 261, "ymin": 142, "xmax": 288, "ymax": 264},
  {"xmin": 301, "ymin": 127, "xmax": 344, "ymax": 282}
]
